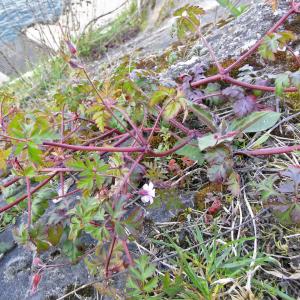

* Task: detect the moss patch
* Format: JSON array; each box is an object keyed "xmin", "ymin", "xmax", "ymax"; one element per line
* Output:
[
  {"xmin": 284, "ymin": 92, "xmax": 300, "ymax": 110},
  {"xmin": 194, "ymin": 183, "xmax": 224, "ymax": 210}
]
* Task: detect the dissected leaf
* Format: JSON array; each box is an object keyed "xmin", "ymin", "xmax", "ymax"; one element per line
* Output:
[
  {"xmin": 275, "ymin": 73, "xmax": 290, "ymax": 95},
  {"xmin": 259, "ymin": 33, "xmax": 280, "ymax": 61},
  {"xmin": 174, "ymin": 5, "xmax": 205, "ymax": 39},
  {"xmin": 233, "ymin": 95, "xmax": 257, "ymax": 117},
  {"xmin": 150, "ymin": 87, "xmax": 174, "ymax": 107},
  {"xmin": 257, "ymin": 175, "xmax": 279, "ymax": 200},
  {"xmin": 163, "ymin": 97, "xmax": 187, "ymax": 120}
]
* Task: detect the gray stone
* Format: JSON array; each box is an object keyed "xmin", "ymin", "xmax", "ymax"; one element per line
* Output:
[
  {"xmin": 145, "ymin": 193, "xmax": 194, "ymax": 223},
  {"xmin": 167, "ymin": 0, "xmax": 295, "ymax": 79}
]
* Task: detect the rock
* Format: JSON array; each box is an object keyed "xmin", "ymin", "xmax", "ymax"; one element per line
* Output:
[
  {"xmin": 0, "ymin": 72, "xmax": 9, "ymax": 85},
  {"xmin": 0, "ymin": 227, "xmax": 91, "ymax": 300},
  {"xmin": 168, "ymin": 0, "xmax": 294, "ymax": 79},
  {"xmin": 145, "ymin": 192, "xmax": 194, "ymax": 223},
  {"xmin": 0, "ymin": 186, "xmax": 93, "ymax": 300}
]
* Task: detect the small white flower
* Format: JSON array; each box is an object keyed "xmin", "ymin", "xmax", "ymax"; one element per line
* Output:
[{"xmin": 140, "ymin": 181, "xmax": 155, "ymax": 204}]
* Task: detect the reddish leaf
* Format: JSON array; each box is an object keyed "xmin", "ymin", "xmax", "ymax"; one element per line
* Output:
[
  {"xmin": 222, "ymin": 86, "xmax": 245, "ymax": 100},
  {"xmin": 208, "ymin": 198, "xmax": 222, "ymax": 215},
  {"xmin": 233, "ymin": 95, "xmax": 257, "ymax": 117},
  {"xmin": 168, "ymin": 159, "xmax": 181, "ymax": 174}
]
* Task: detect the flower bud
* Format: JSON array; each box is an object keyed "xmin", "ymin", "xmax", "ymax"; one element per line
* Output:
[
  {"xmin": 30, "ymin": 273, "xmax": 41, "ymax": 295},
  {"xmin": 69, "ymin": 58, "xmax": 83, "ymax": 69},
  {"xmin": 66, "ymin": 40, "xmax": 77, "ymax": 55}
]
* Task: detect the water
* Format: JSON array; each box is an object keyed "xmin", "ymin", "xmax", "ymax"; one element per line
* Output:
[{"xmin": 0, "ymin": 0, "xmax": 63, "ymax": 43}]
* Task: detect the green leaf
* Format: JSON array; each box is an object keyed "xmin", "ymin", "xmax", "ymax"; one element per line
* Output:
[
  {"xmin": 163, "ymin": 98, "xmax": 184, "ymax": 120},
  {"xmin": 257, "ymin": 175, "xmax": 279, "ymax": 200},
  {"xmin": 27, "ymin": 142, "xmax": 42, "ymax": 164},
  {"xmin": 62, "ymin": 240, "xmax": 82, "ymax": 262},
  {"xmin": 216, "ymin": 0, "xmax": 246, "ymax": 17},
  {"xmin": 175, "ymin": 141, "xmax": 204, "ymax": 165},
  {"xmin": 278, "ymin": 30, "xmax": 297, "ymax": 47},
  {"xmin": 93, "ymin": 110, "xmax": 106, "ymax": 132},
  {"xmin": 275, "ymin": 73, "xmax": 290, "ymax": 95},
  {"xmin": 229, "ymin": 111, "xmax": 281, "ymax": 133},
  {"xmin": 173, "ymin": 5, "xmax": 204, "ymax": 39},
  {"xmin": 32, "ymin": 187, "xmax": 57, "ymax": 222},
  {"xmin": 0, "ymin": 148, "xmax": 11, "ymax": 170},
  {"xmin": 198, "ymin": 134, "xmax": 234, "ymax": 152},
  {"xmin": 181, "ymin": 254, "xmax": 210, "ymax": 297},
  {"xmin": 143, "ymin": 277, "xmax": 158, "ymax": 293},
  {"xmin": 36, "ymin": 239, "xmax": 50, "ymax": 252},
  {"xmin": 48, "ymin": 224, "xmax": 63, "ymax": 246},
  {"xmin": 150, "ymin": 88, "xmax": 173, "ymax": 106},
  {"xmin": 189, "ymin": 104, "xmax": 217, "ymax": 132},
  {"xmin": 259, "ymin": 33, "xmax": 280, "ymax": 61}
]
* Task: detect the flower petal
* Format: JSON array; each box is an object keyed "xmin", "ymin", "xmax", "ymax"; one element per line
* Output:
[
  {"xmin": 148, "ymin": 181, "xmax": 154, "ymax": 190},
  {"xmin": 141, "ymin": 195, "xmax": 151, "ymax": 203},
  {"xmin": 142, "ymin": 183, "xmax": 149, "ymax": 192}
]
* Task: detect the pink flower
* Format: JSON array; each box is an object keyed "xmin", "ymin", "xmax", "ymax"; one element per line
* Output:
[{"xmin": 140, "ymin": 182, "xmax": 155, "ymax": 204}]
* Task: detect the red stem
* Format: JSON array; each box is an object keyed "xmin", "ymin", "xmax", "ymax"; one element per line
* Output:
[
  {"xmin": 2, "ymin": 176, "xmax": 20, "ymax": 188},
  {"xmin": 224, "ymin": 7, "xmax": 296, "ymax": 74},
  {"xmin": 43, "ymin": 141, "xmax": 146, "ymax": 153},
  {"xmin": 0, "ymin": 173, "xmax": 57, "ymax": 213},
  {"xmin": 190, "ymin": 74, "xmax": 222, "ymax": 88},
  {"xmin": 191, "ymin": 74, "xmax": 298, "ymax": 92},
  {"xmin": 236, "ymin": 145, "xmax": 300, "ymax": 156},
  {"xmin": 26, "ymin": 177, "xmax": 32, "ymax": 229},
  {"xmin": 52, "ymin": 188, "xmax": 81, "ymax": 200},
  {"xmin": 148, "ymin": 135, "xmax": 194, "ymax": 157},
  {"xmin": 105, "ymin": 235, "xmax": 117, "ymax": 277},
  {"xmin": 224, "ymin": 75, "xmax": 298, "ymax": 92},
  {"xmin": 60, "ymin": 106, "xmax": 65, "ymax": 197}
]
